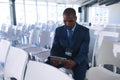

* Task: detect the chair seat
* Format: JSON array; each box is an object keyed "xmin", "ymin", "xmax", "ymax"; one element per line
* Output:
[
  {"xmin": 33, "ymin": 50, "xmax": 50, "ymax": 62},
  {"xmin": 24, "ymin": 47, "xmax": 48, "ymax": 54},
  {"xmin": 15, "ymin": 44, "xmax": 36, "ymax": 49},
  {"xmin": 86, "ymin": 66, "xmax": 120, "ymax": 80}
]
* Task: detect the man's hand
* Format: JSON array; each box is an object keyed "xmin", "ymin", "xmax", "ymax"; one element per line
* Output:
[
  {"xmin": 50, "ymin": 59, "xmax": 61, "ymax": 67},
  {"xmin": 63, "ymin": 59, "xmax": 76, "ymax": 69},
  {"xmin": 49, "ymin": 56, "xmax": 66, "ymax": 67}
]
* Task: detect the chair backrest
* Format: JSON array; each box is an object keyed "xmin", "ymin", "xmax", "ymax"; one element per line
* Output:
[
  {"xmin": 29, "ymin": 27, "xmax": 40, "ymax": 46},
  {"xmin": 97, "ymin": 31, "xmax": 119, "ymax": 48},
  {"xmin": 39, "ymin": 31, "xmax": 52, "ymax": 48},
  {"xmin": 24, "ymin": 61, "xmax": 73, "ymax": 80},
  {"xmin": 4, "ymin": 46, "xmax": 28, "ymax": 80},
  {"xmin": 92, "ymin": 31, "xmax": 119, "ymax": 67},
  {"xmin": 96, "ymin": 39, "xmax": 120, "ymax": 68},
  {"xmin": 0, "ymin": 39, "xmax": 11, "ymax": 63},
  {"xmin": 28, "ymin": 30, "xmax": 34, "ymax": 44}
]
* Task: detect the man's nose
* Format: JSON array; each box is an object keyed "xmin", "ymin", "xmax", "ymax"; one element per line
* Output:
[{"xmin": 66, "ymin": 22, "xmax": 70, "ymax": 26}]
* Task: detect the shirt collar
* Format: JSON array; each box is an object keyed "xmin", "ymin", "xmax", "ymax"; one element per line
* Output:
[{"xmin": 71, "ymin": 23, "xmax": 76, "ymax": 32}]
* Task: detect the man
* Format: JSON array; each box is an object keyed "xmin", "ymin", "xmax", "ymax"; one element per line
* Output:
[{"xmin": 48, "ymin": 8, "xmax": 90, "ymax": 80}]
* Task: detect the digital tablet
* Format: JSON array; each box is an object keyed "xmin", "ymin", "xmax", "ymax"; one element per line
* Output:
[{"xmin": 49, "ymin": 56, "xmax": 66, "ymax": 62}]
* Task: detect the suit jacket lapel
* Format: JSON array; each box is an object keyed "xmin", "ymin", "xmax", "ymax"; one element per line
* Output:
[
  {"xmin": 71, "ymin": 24, "xmax": 81, "ymax": 49},
  {"xmin": 63, "ymin": 26, "xmax": 69, "ymax": 47}
]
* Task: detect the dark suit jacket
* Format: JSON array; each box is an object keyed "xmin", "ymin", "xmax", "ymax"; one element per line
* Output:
[
  {"xmin": 50, "ymin": 23, "xmax": 90, "ymax": 80},
  {"xmin": 51, "ymin": 23, "xmax": 90, "ymax": 65}
]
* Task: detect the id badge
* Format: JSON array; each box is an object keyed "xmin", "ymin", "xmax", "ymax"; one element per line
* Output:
[{"xmin": 65, "ymin": 48, "xmax": 72, "ymax": 56}]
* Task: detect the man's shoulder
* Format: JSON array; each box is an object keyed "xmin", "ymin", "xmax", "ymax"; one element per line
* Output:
[
  {"xmin": 56, "ymin": 25, "xmax": 65, "ymax": 29},
  {"xmin": 56, "ymin": 25, "xmax": 65, "ymax": 31},
  {"xmin": 76, "ymin": 23, "xmax": 89, "ymax": 31}
]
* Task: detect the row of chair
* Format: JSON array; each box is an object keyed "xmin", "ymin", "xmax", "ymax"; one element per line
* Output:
[
  {"xmin": 0, "ymin": 24, "xmax": 54, "ymax": 49},
  {"xmin": 0, "ymin": 39, "xmax": 73, "ymax": 80},
  {"xmin": 86, "ymin": 38, "xmax": 120, "ymax": 80},
  {"xmin": 86, "ymin": 26, "xmax": 120, "ymax": 80}
]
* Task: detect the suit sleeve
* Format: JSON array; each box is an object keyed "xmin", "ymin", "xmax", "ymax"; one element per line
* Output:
[
  {"xmin": 50, "ymin": 28, "xmax": 61, "ymax": 56},
  {"xmin": 73, "ymin": 29, "xmax": 90, "ymax": 65}
]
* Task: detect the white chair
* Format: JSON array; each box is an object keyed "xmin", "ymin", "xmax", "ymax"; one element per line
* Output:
[
  {"xmin": 15, "ymin": 27, "xmax": 40, "ymax": 49},
  {"xmin": 24, "ymin": 61, "xmax": 73, "ymax": 80},
  {"xmin": 39, "ymin": 31, "xmax": 52, "ymax": 49},
  {"xmin": 4, "ymin": 46, "xmax": 28, "ymax": 80},
  {"xmin": 0, "ymin": 40, "xmax": 11, "ymax": 79},
  {"xmin": 92, "ymin": 31, "xmax": 119, "ymax": 67},
  {"xmin": 15, "ymin": 30, "xmax": 35, "ymax": 49},
  {"xmin": 29, "ymin": 27, "xmax": 40, "ymax": 46},
  {"xmin": 0, "ymin": 40, "xmax": 11, "ymax": 65},
  {"xmin": 86, "ymin": 39, "xmax": 120, "ymax": 80},
  {"xmin": 24, "ymin": 46, "xmax": 48, "ymax": 60},
  {"xmin": 22, "ymin": 30, "xmax": 52, "ymax": 60}
]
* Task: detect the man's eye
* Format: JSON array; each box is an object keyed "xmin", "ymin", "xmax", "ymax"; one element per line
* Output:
[
  {"xmin": 64, "ymin": 20, "xmax": 74, "ymax": 22},
  {"xmin": 69, "ymin": 20, "xmax": 74, "ymax": 22}
]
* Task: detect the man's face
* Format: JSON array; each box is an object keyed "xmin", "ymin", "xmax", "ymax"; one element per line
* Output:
[{"xmin": 63, "ymin": 14, "xmax": 77, "ymax": 30}]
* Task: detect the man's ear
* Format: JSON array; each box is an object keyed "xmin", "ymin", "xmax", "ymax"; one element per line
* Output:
[{"xmin": 75, "ymin": 16, "xmax": 77, "ymax": 21}]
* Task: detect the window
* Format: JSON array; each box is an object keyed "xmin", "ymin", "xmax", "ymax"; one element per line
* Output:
[{"xmin": 0, "ymin": 2, "xmax": 10, "ymax": 24}]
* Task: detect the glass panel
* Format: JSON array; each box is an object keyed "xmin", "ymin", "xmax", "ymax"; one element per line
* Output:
[
  {"xmin": 16, "ymin": 3, "xmax": 25, "ymax": 24},
  {"xmin": 73, "ymin": 5, "xmax": 80, "ymax": 23},
  {"xmin": 25, "ymin": 0, "xmax": 35, "ymax": 5},
  {"xmin": 88, "ymin": 6, "xmax": 109, "ymax": 24},
  {"xmin": 48, "ymin": 2, "xmax": 57, "ymax": 22},
  {"xmin": 66, "ymin": 4, "xmax": 73, "ymax": 8},
  {"xmin": 37, "ymin": 2, "xmax": 47, "ymax": 23},
  {"xmin": 15, "ymin": 0, "xmax": 23, "ymax": 4},
  {"xmin": 57, "ymin": 4, "xmax": 65, "ymax": 22},
  {"xmin": 0, "ymin": 0, "xmax": 9, "ymax": 3},
  {"xmin": 0, "ymin": 3, "xmax": 11, "ymax": 24},
  {"xmin": 25, "ymin": 0, "xmax": 37, "ymax": 24}
]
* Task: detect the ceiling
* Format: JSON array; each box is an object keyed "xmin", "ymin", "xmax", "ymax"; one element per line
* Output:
[
  {"xmin": 33, "ymin": 0, "xmax": 86, "ymax": 5},
  {"xmin": 18, "ymin": 0, "xmax": 120, "ymax": 6}
]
